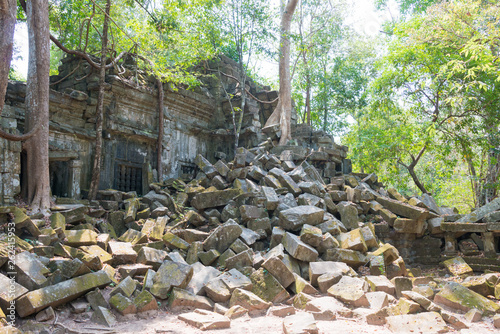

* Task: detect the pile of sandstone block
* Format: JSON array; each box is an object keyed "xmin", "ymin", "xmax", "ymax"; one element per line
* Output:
[{"xmin": 1, "ymin": 146, "xmax": 500, "ymax": 333}]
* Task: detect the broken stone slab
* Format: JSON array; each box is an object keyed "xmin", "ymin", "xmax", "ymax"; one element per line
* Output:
[
  {"xmin": 401, "ymin": 291, "xmax": 441, "ymax": 312},
  {"xmin": 262, "ymin": 256, "xmax": 295, "ymax": 288},
  {"xmin": 108, "ymin": 241, "xmax": 137, "ymax": 265},
  {"xmin": 240, "ymin": 205, "xmax": 267, "ymax": 223},
  {"xmin": 434, "ymin": 282, "xmax": 500, "ymax": 316},
  {"xmin": 387, "ymin": 297, "xmax": 421, "ymax": 316},
  {"xmin": 91, "ymin": 306, "xmax": 117, "ymax": 327},
  {"xmin": 149, "ymin": 217, "xmax": 168, "ymax": 240},
  {"xmin": 299, "ymin": 224, "xmax": 323, "ymax": 248},
  {"xmin": 224, "ymin": 305, "xmax": 248, "ymax": 319},
  {"xmin": 186, "ymin": 263, "xmax": 221, "ymax": 296},
  {"xmin": 327, "ymin": 276, "xmax": 370, "ymax": 307},
  {"xmin": 191, "ymin": 189, "xmax": 242, "ymax": 210},
  {"xmin": 110, "ymin": 276, "xmax": 136, "ymax": 298},
  {"xmin": 198, "ymin": 249, "xmax": 221, "ymax": 266},
  {"xmin": 178, "ymin": 309, "xmax": 231, "ymax": 331},
  {"xmin": 392, "ymin": 277, "xmax": 413, "ymax": 299},
  {"xmin": 371, "ymin": 243, "xmax": 400, "ymax": 265},
  {"xmin": 124, "ymin": 198, "xmax": 140, "ymax": 224},
  {"xmin": 150, "ymin": 260, "xmax": 193, "ymax": 299},
  {"xmin": 317, "ymin": 272, "xmax": 343, "ymax": 293},
  {"xmin": 376, "ymin": 196, "xmax": 429, "ymax": 221},
  {"xmin": 0, "ymin": 273, "xmax": 29, "ymax": 312},
  {"xmin": 60, "ymin": 205, "xmax": 89, "ymax": 224},
  {"xmin": 229, "ymin": 238, "xmax": 250, "ymax": 254},
  {"xmin": 225, "ymin": 249, "xmax": 253, "ymax": 271},
  {"xmin": 464, "ymin": 308, "xmax": 483, "ymax": 323},
  {"xmin": 163, "ymin": 232, "xmax": 190, "ymax": 250},
  {"xmin": 118, "ymin": 228, "xmax": 148, "ymax": 245},
  {"xmin": 269, "ymin": 168, "xmax": 302, "ymax": 196},
  {"xmin": 442, "ymin": 257, "xmax": 473, "ymax": 276},
  {"xmin": 239, "ymin": 227, "xmax": 261, "ymax": 246},
  {"xmin": 462, "ymin": 275, "xmax": 497, "ymax": 297},
  {"xmin": 337, "ymin": 228, "xmax": 368, "ymax": 253},
  {"xmin": 292, "ymin": 273, "xmax": 319, "ymax": 295},
  {"xmin": 261, "ymin": 186, "xmax": 279, "ymax": 211},
  {"xmin": 317, "ymin": 216, "xmax": 345, "ymax": 235},
  {"xmin": 365, "ymin": 275, "xmax": 395, "ymax": 296},
  {"xmin": 279, "ymin": 206, "xmax": 324, "ymax": 231},
  {"xmin": 80, "ymin": 245, "xmax": 113, "ymax": 266},
  {"xmin": 109, "ymin": 293, "xmax": 136, "ymax": 315},
  {"xmin": 393, "ymin": 218, "xmax": 427, "ymax": 235},
  {"xmin": 283, "ymin": 313, "xmax": 318, "ymax": 334},
  {"xmin": 35, "ymin": 306, "xmax": 55, "ymax": 322},
  {"xmin": 336, "ymin": 202, "xmax": 359, "ymax": 230},
  {"xmin": 441, "ymin": 310, "xmax": 468, "ymax": 330},
  {"xmin": 229, "ymin": 288, "xmax": 272, "ymax": 311},
  {"xmin": 386, "ymin": 312, "xmax": 448, "ymax": 333},
  {"xmin": 204, "ymin": 278, "xmax": 232, "ymax": 303},
  {"xmin": 86, "ymin": 288, "xmax": 108, "ymax": 311},
  {"xmin": 195, "ymin": 154, "xmax": 218, "ymax": 179},
  {"xmin": 220, "ymin": 269, "xmax": 253, "ymax": 292},
  {"xmin": 14, "ymin": 251, "xmax": 50, "ymax": 290},
  {"xmin": 316, "ymin": 232, "xmax": 340, "ymax": 254},
  {"xmin": 203, "ymin": 219, "xmax": 242, "ymax": 253},
  {"xmin": 169, "ymin": 287, "xmax": 214, "ymax": 310},
  {"xmin": 250, "ymin": 268, "xmax": 290, "ymax": 304},
  {"xmin": 65, "ymin": 229, "xmax": 98, "ymax": 247},
  {"xmin": 323, "ymin": 248, "xmax": 367, "ymax": 269},
  {"xmin": 421, "ymin": 193, "xmax": 442, "ymax": 215},
  {"xmin": 305, "ymin": 296, "xmax": 353, "ymax": 319},
  {"xmin": 16, "ymin": 270, "xmax": 111, "ymax": 317},
  {"xmin": 308, "ymin": 261, "xmax": 350, "ymax": 287},
  {"xmin": 456, "ymin": 197, "xmax": 500, "ymax": 223},
  {"xmin": 137, "ymin": 247, "xmax": 168, "ymax": 270},
  {"xmin": 282, "ymin": 232, "xmax": 318, "ymax": 262},
  {"xmin": 441, "ymin": 221, "xmax": 488, "ymax": 233},
  {"xmin": 267, "ymin": 305, "xmax": 296, "ymax": 317},
  {"xmin": 247, "ymin": 217, "xmax": 271, "ymax": 235}
]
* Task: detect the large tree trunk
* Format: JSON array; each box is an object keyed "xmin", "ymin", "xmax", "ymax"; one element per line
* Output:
[
  {"xmin": 157, "ymin": 79, "xmax": 164, "ymax": 182},
  {"xmin": 264, "ymin": 0, "xmax": 298, "ymax": 145},
  {"xmin": 0, "ymin": 0, "xmax": 16, "ymax": 115},
  {"xmin": 88, "ymin": 0, "xmax": 111, "ymax": 200},
  {"xmin": 24, "ymin": 0, "xmax": 50, "ymax": 212}
]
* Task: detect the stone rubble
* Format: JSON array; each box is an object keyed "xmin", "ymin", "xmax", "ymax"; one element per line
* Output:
[{"xmin": 1, "ymin": 148, "xmax": 500, "ymax": 332}]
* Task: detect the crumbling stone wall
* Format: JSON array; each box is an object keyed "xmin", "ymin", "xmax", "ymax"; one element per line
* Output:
[{"xmin": 1, "ymin": 55, "xmax": 348, "ymax": 204}]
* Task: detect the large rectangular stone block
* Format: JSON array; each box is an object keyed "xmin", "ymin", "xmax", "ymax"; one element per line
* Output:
[{"xmin": 16, "ymin": 270, "xmax": 111, "ymax": 317}]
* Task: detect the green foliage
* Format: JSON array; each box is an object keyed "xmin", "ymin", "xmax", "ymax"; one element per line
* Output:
[
  {"xmin": 292, "ymin": 0, "xmax": 375, "ymax": 135},
  {"xmin": 345, "ymin": 0, "xmax": 500, "ymax": 210},
  {"xmin": 8, "ymin": 67, "xmax": 25, "ymax": 81},
  {"xmin": 48, "ymin": 0, "xmax": 221, "ymax": 86}
]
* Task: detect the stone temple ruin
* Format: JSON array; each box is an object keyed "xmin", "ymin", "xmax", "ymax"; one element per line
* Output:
[
  {"xmin": 1, "ymin": 55, "xmax": 349, "ymax": 204},
  {"xmin": 1, "ymin": 56, "xmax": 500, "ymax": 332}
]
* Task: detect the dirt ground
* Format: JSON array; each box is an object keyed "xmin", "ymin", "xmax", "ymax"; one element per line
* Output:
[{"xmin": 16, "ymin": 305, "xmax": 499, "ymax": 334}]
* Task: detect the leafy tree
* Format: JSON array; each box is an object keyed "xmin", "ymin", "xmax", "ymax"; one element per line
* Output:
[
  {"xmin": 264, "ymin": 0, "xmax": 299, "ymax": 145},
  {"xmin": 347, "ymin": 0, "xmax": 500, "ymax": 208},
  {"xmin": 203, "ymin": 0, "xmax": 275, "ymax": 152}
]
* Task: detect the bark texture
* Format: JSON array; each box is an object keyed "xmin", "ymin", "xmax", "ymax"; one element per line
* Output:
[
  {"xmin": 0, "ymin": 0, "xmax": 16, "ymax": 115},
  {"xmin": 263, "ymin": 0, "xmax": 299, "ymax": 145},
  {"xmin": 24, "ymin": 0, "xmax": 51, "ymax": 211},
  {"xmin": 88, "ymin": 0, "xmax": 111, "ymax": 200},
  {"xmin": 156, "ymin": 78, "xmax": 164, "ymax": 181}
]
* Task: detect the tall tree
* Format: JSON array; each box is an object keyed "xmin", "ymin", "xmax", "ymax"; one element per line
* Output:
[
  {"xmin": 264, "ymin": 0, "xmax": 298, "ymax": 145},
  {"xmin": 0, "ymin": 0, "xmax": 17, "ymax": 115},
  {"xmin": 0, "ymin": 0, "xmax": 51, "ymax": 211},
  {"xmin": 24, "ymin": 0, "xmax": 51, "ymax": 211},
  {"xmin": 87, "ymin": 0, "xmax": 111, "ymax": 200}
]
